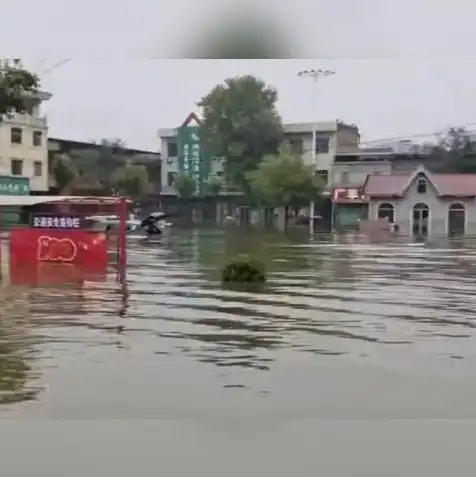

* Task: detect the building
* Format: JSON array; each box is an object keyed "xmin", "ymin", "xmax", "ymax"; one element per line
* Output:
[
  {"xmin": 158, "ymin": 118, "xmax": 360, "ymax": 195},
  {"xmin": 0, "ymin": 91, "xmax": 51, "ymax": 193},
  {"xmin": 330, "ymin": 149, "xmax": 448, "ymax": 229},
  {"xmin": 47, "ymin": 137, "xmax": 160, "ymax": 158},
  {"xmin": 47, "ymin": 138, "xmax": 162, "ymax": 194},
  {"xmin": 364, "ymin": 165, "xmax": 476, "ymax": 237}
]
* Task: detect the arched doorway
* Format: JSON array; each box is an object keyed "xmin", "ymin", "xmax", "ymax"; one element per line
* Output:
[
  {"xmin": 448, "ymin": 203, "xmax": 465, "ymax": 236},
  {"xmin": 377, "ymin": 203, "xmax": 395, "ymax": 223},
  {"xmin": 412, "ymin": 203, "xmax": 429, "ymax": 237}
]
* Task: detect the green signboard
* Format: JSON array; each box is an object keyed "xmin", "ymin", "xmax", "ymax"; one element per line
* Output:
[
  {"xmin": 0, "ymin": 175, "xmax": 29, "ymax": 195},
  {"xmin": 177, "ymin": 112, "xmax": 211, "ymax": 196}
]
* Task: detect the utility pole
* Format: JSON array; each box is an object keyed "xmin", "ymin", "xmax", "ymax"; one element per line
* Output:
[{"xmin": 297, "ymin": 68, "xmax": 335, "ymax": 235}]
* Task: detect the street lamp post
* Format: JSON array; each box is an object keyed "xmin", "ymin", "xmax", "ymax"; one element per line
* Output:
[{"xmin": 297, "ymin": 68, "xmax": 335, "ymax": 235}]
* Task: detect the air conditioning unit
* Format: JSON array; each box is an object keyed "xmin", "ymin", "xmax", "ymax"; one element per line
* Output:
[{"xmin": 166, "ymin": 157, "xmax": 174, "ymax": 165}]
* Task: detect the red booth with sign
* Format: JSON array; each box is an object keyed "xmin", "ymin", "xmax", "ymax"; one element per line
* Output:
[{"xmin": 3, "ymin": 196, "xmax": 129, "ymax": 286}]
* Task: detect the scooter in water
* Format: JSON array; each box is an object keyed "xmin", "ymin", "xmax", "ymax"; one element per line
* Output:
[{"xmin": 139, "ymin": 212, "xmax": 172, "ymax": 240}]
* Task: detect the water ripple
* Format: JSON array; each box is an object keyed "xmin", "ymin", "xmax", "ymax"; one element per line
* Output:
[{"xmin": 2, "ymin": 229, "xmax": 476, "ymax": 414}]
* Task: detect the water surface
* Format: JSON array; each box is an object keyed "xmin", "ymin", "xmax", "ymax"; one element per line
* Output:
[{"xmin": 2, "ymin": 228, "xmax": 476, "ymax": 419}]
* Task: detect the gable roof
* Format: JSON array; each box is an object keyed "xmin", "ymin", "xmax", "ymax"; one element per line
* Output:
[{"xmin": 364, "ymin": 165, "xmax": 476, "ymax": 198}]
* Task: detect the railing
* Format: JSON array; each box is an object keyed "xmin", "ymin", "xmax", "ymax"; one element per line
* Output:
[{"xmin": 4, "ymin": 113, "xmax": 47, "ymax": 128}]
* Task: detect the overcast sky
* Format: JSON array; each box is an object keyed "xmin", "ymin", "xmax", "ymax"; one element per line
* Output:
[{"xmin": 4, "ymin": 0, "xmax": 476, "ymax": 151}]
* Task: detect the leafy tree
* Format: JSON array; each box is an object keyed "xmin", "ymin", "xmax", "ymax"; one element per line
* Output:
[
  {"xmin": 197, "ymin": 75, "xmax": 283, "ymax": 190},
  {"xmin": 132, "ymin": 154, "xmax": 162, "ymax": 193},
  {"xmin": 0, "ymin": 59, "xmax": 40, "ymax": 119},
  {"xmin": 247, "ymin": 153, "xmax": 324, "ymax": 210},
  {"xmin": 205, "ymin": 176, "xmax": 223, "ymax": 196},
  {"xmin": 50, "ymin": 154, "xmax": 78, "ymax": 191},
  {"xmin": 111, "ymin": 165, "xmax": 150, "ymax": 199},
  {"xmin": 433, "ymin": 126, "xmax": 476, "ymax": 173},
  {"xmin": 173, "ymin": 173, "xmax": 196, "ymax": 197}
]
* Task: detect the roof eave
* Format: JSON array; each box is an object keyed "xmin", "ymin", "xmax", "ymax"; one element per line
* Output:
[{"xmin": 367, "ymin": 194, "xmax": 404, "ymax": 199}]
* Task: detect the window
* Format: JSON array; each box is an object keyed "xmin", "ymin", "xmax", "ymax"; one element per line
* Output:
[
  {"xmin": 316, "ymin": 169, "xmax": 328, "ymax": 185},
  {"xmin": 417, "ymin": 177, "xmax": 427, "ymax": 194},
  {"xmin": 167, "ymin": 141, "xmax": 178, "ymax": 157},
  {"xmin": 377, "ymin": 202, "xmax": 395, "ymax": 223},
  {"xmin": 33, "ymin": 130, "xmax": 42, "ymax": 147},
  {"xmin": 167, "ymin": 172, "xmax": 177, "ymax": 186},
  {"xmin": 10, "ymin": 127, "xmax": 22, "ymax": 144},
  {"xmin": 33, "ymin": 161, "xmax": 43, "ymax": 177},
  {"xmin": 289, "ymin": 138, "xmax": 303, "ymax": 155},
  {"xmin": 340, "ymin": 171, "xmax": 349, "ymax": 185},
  {"xmin": 315, "ymin": 138, "xmax": 329, "ymax": 153},
  {"xmin": 10, "ymin": 159, "xmax": 23, "ymax": 176}
]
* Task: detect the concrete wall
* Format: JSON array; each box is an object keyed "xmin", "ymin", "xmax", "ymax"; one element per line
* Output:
[
  {"xmin": 335, "ymin": 127, "xmax": 361, "ymax": 153},
  {"xmin": 332, "ymin": 161, "xmax": 391, "ymax": 187}
]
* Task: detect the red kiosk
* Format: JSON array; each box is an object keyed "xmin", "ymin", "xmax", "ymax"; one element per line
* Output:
[{"xmin": 3, "ymin": 195, "xmax": 129, "ymax": 286}]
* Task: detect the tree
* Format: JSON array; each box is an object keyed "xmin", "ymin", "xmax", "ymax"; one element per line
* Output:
[
  {"xmin": 0, "ymin": 59, "xmax": 40, "ymax": 119},
  {"xmin": 173, "ymin": 174, "xmax": 196, "ymax": 197},
  {"xmin": 50, "ymin": 138, "xmax": 132, "ymax": 193},
  {"xmin": 205, "ymin": 176, "xmax": 223, "ymax": 196},
  {"xmin": 197, "ymin": 75, "xmax": 283, "ymax": 190},
  {"xmin": 50, "ymin": 154, "xmax": 78, "ymax": 191},
  {"xmin": 111, "ymin": 165, "xmax": 150, "ymax": 199},
  {"xmin": 433, "ymin": 126, "xmax": 476, "ymax": 173},
  {"xmin": 247, "ymin": 153, "xmax": 324, "ymax": 210}
]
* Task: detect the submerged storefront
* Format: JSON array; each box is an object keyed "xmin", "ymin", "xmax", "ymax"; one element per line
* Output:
[{"xmin": 332, "ymin": 186, "xmax": 368, "ymax": 230}]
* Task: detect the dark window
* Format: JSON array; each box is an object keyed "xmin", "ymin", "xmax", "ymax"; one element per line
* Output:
[
  {"xmin": 340, "ymin": 171, "xmax": 349, "ymax": 185},
  {"xmin": 10, "ymin": 159, "xmax": 23, "ymax": 176},
  {"xmin": 417, "ymin": 178, "xmax": 427, "ymax": 194},
  {"xmin": 33, "ymin": 161, "xmax": 43, "ymax": 176},
  {"xmin": 289, "ymin": 139, "xmax": 303, "ymax": 155},
  {"xmin": 10, "ymin": 127, "xmax": 22, "ymax": 144},
  {"xmin": 167, "ymin": 172, "xmax": 176, "ymax": 186},
  {"xmin": 316, "ymin": 169, "xmax": 328, "ymax": 185},
  {"xmin": 167, "ymin": 141, "xmax": 178, "ymax": 157},
  {"xmin": 448, "ymin": 203, "xmax": 466, "ymax": 236},
  {"xmin": 315, "ymin": 138, "xmax": 329, "ymax": 153},
  {"xmin": 378, "ymin": 203, "xmax": 395, "ymax": 223},
  {"xmin": 33, "ymin": 130, "xmax": 42, "ymax": 146}
]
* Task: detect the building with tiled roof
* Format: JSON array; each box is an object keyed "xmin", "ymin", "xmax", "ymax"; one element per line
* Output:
[{"xmin": 363, "ymin": 165, "xmax": 476, "ymax": 237}]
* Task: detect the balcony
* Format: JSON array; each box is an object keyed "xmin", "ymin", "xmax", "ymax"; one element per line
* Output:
[{"xmin": 4, "ymin": 113, "xmax": 47, "ymax": 128}]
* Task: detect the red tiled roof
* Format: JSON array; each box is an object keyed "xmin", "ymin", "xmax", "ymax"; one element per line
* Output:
[
  {"xmin": 364, "ymin": 174, "xmax": 411, "ymax": 196},
  {"xmin": 364, "ymin": 172, "xmax": 476, "ymax": 197},
  {"xmin": 433, "ymin": 174, "xmax": 476, "ymax": 196}
]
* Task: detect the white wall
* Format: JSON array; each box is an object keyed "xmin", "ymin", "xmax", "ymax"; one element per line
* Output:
[{"xmin": 0, "ymin": 112, "xmax": 49, "ymax": 192}]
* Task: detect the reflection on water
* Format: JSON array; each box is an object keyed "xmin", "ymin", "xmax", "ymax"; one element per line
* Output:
[{"xmin": 3, "ymin": 228, "xmax": 476, "ymax": 416}]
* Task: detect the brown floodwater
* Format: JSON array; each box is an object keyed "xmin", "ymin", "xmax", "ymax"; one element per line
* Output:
[
  {"xmin": 1, "ymin": 228, "xmax": 476, "ymax": 474},
  {"xmin": 1, "ymin": 227, "xmax": 476, "ymax": 416}
]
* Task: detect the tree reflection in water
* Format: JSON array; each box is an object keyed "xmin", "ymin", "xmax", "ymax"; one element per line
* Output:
[{"xmin": 0, "ymin": 316, "xmax": 41, "ymax": 405}]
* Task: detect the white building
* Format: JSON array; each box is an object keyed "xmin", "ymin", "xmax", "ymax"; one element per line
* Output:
[
  {"xmin": 158, "ymin": 119, "xmax": 360, "ymax": 195},
  {"xmin": 0, "ymin": 90, "xmax": 52, "ymax": 193}
]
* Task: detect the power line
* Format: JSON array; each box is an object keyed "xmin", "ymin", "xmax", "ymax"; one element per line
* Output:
[{"xmin": 360, "ymin": 123, "xmax": 476, "ymax": 146}]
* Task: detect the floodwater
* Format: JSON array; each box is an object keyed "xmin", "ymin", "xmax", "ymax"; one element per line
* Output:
[{"xmin": 2, "ymin": 228, "xmax": 476, "ymax": 474}]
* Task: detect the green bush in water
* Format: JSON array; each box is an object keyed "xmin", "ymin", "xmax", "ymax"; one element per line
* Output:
[{"xmin": 221, "ymin": 259, "xmax": 266, "ymax": 283}]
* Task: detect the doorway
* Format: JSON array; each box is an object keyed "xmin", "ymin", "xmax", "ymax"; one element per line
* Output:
[
  {"xmin": 448, "ymin": 203, "xmax": 465, "ymax": 236},
  {"xmin": 412, "ymin": 203, "xmax": 429, "ymax": 237}
]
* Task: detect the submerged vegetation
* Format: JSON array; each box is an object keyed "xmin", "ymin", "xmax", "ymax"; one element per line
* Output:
[{"xmin": 221, "ymin": 259, "xmax": 266, "ymax": 283}]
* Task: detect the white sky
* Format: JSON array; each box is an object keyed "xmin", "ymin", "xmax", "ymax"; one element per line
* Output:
[{"xmin": 3, "ymin": 0, "xmax": 476, "ymax": 151}]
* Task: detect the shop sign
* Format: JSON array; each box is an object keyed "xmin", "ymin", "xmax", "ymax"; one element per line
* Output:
[{"xmin": 333, "ymin": 187, "xmax": 367, "ymax": 202}]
